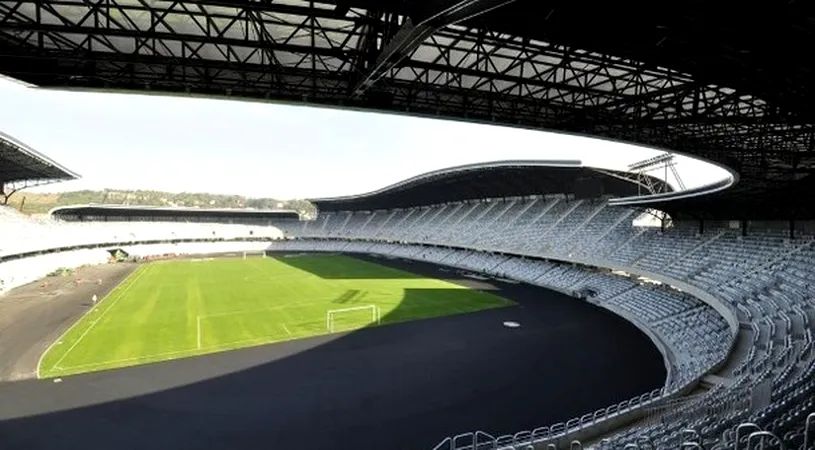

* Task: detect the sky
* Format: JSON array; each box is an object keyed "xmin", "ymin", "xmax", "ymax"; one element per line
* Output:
[{"xmin": 0, "ymin": 77, "xmax": 731, "ymax": 200}]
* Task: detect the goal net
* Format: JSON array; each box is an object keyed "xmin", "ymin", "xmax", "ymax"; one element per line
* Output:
[{"xmin": 326, "ymin": 305, "xmax": 381, "ymax": 333}]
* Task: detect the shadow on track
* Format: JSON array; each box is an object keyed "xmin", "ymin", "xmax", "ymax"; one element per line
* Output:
[{"xmin": 0, "ymin": 254, "xmax": 666, "ymax": 450}]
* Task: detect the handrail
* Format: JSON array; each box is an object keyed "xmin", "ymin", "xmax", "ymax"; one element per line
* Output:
[
  {"xmin": 682, "ymin": 429, "xmax": 701, "ymax": 443},
  {"xmin": 735, "ymin": 423, "xmax": 763, "ymax": 450},
  {"xmin": 428, "ymin": 383, "xmax": 675, "ymax": 450},
  {"xmin": 636, "ymin": 436, "xmax": 655, "ymax": 450},
  {"xmin": 681, "ymin": 443, "xmax": 703, "ymax": 450},
  {"xmin": 458, "ymin": 386, "xmax": 672, "ymax": 449},
  {"xmin": 747, "ymin": 431, "xmax": 784, "ymax": 450}
]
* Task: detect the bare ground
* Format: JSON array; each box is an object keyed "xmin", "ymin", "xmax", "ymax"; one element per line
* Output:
[{"xmin": 0, "ymin": 263, "xmax": 138, "ymax": 382}]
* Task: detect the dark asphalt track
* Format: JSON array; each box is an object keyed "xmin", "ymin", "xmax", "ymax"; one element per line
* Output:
[
  {"xmin": 0, "ymin": 254, "xmax": 665, "ymax": 450},
  {"xmin": 0, "ymin": 263, "xmax": 136, "ymax": 381}
]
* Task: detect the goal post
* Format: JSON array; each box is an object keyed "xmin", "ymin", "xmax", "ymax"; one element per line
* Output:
[{"xmin": 326, "ymin": 305, "xmax": 381, "ymax": 333}]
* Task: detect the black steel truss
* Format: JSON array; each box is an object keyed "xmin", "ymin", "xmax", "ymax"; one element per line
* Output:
[
  {"xmin": 350, "ymin": 0, "xmax": 518, "ymax": 96},
  {"xmin": 0, "ymin": 0, "xmax": 813, "ymax": 217}
]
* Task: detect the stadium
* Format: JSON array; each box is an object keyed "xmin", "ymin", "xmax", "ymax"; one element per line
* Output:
[{"xmin": 1, "ymin": 2, "xmax": 814, "ymax": 450}]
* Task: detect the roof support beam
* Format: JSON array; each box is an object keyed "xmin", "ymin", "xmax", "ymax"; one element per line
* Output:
[
  {"xmin": 351, "ymin": 0, "xmax": 518, "ymax": 96},
  {"xmin": 0, "ymin": 21, "xmax": 353, "ymax": 59}
]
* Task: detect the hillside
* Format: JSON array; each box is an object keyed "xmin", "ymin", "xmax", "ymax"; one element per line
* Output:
[{"xmin": 7, "ymin": 189, "xmax": 316, "ymax": 217}]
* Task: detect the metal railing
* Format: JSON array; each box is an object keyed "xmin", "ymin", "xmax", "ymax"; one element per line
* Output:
[
  {"xmin": 434, "ymin": 416, "xmax": 812, "ymax": 450},
  {"xmin": 432, "ymin": 388, "xmax": 671, "ymax": 450}
]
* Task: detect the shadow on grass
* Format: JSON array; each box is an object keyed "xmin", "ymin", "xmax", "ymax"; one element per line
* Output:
[
  {"xmin": 271, "ymin": 252, "xmax": 432, "ymax": 279},
  {"xmin": 272, "ymin": 253, "xmax": 503, "ymax": 293},
  {"xmin": 0, "ymin": 256, "xmax": 666, "ymax": 450}
]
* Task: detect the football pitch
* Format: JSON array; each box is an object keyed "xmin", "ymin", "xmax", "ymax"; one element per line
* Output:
[{"xmin": 38, "ymin": 254, "xmax": 514, "ymax": 378}]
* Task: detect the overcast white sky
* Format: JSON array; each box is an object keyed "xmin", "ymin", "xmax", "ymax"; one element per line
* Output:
[{"xmin": 0, "ymin": 77, "xmax": 731, "ymax": 200}]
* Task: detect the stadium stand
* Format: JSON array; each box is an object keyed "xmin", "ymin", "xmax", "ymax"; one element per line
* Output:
[
  {"xmin": 0, "ymin": 209, "xmax": 287, "ymax": 292},
  {"xmin": 50, "ymin": 205, "xmax": 300, "ymax": 224},
  {"xmin": 1, "ymin": 213, "xmax": 285, "ymax": 255},
  {"xmin": 3, "ymin": 159, "xmax": 812, "ymax": 450},
  {"xmin": 0, "ymin": 135, "xmax": 294, "ymax": 291},
  {"xmin": 3, "ymin": 1, "xmax": 815, "ymax": 447},
  {"xmin": 272, "ymin": 241, "xmax": 802, "ymax": 449},
  {"xmin": 0, "ymin": 133, "xmax": 80, "ymax": 291},
  {"xmin": 269, "ymin": 163, "xmax": 811, "ymax": 450},
  {"xmin": 274, "ymin": 239, "xmax": 731, "ymax": 395}
]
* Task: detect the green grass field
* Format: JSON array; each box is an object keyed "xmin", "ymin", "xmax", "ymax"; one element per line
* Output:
[{"xmin": 38, "ymin": 254, "xmax": 514, "ymax": 378}]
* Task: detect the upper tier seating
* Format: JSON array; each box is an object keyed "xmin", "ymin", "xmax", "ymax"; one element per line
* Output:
[{"xmin": 1, "ymin": 206, "xmax": 284, "ymax": 258}]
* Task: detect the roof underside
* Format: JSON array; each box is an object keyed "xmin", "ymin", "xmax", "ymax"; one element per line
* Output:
[
  {"xmin": 310, "ymin": 163, "xmax": 671, "ymax": 211},
  {"xmin": 52, "ymin": 205, "xmax": 300, "ymax": 220},
  {"xmin": 0, "ymin": 132, "xmax": 78, "ymax": 184},
  {"xmin": 0, "ymin": 0, "xmax": 813, "ymax": 218}
]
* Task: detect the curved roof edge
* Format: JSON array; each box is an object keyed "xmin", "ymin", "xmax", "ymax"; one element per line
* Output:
[
  {"xmin": 609, "ymin": 177, "xmax": 736, "ymax": 207},
  {"xmin": 309, "ymin": 160, "xmax": 676, "ymax": 212},
  {"xmin": 309, "ymin": 159, "xmax": 583, "ymax": 205},
  {"xmin": 609, "ymin": 155, "xmax": 739, "ymax": 208},
  {"xmin": 0, "ymin": 131, "xmax": 81, "ymax": 182},
  {"xmin": 49, "ymin": 204, "xmax": 300, "ymax": 219}
]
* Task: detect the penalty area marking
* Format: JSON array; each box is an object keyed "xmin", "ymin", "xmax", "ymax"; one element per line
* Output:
[
  {"xmin": 503, "ymin": 321, "xmax": 521, "ymax": 328},
  {"xmin": 196, "ymin": 314, "xmax": 294, "ymax": 350}
]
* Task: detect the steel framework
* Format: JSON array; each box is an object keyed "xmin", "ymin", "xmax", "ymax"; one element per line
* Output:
[
  {"xmin": 0, "ymin": 0, "xmax": 813, "ymax": 217},
  {"xmin": 0, "ymin": 131, "xmax": 79, "ymax": 202},
  {"xmin": 627, "ymin": 153, "xmax": 685, "ymax": 195}
]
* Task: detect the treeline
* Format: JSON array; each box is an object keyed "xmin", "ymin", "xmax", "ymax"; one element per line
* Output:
[{"xmin": 8, "ymin": 189, "xmax": 317, "ymax": 217}]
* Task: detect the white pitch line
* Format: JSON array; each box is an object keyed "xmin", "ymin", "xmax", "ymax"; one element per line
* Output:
[
  {"xmin": 196, "ymin": 315, "xmax": 202, "ymax": 350},
  {"xmin": 201, "ymin": 299, "xmax": 331, "ymax": 319},
  {"xmin": 55, "ymin": 347, "xmax": 205, "ymax": 372},
  {"xmin": 56, "ymin": 332, "xmax": 296, "ymax": 373},
  {"xmin": 44, "ymin": 264, "xmax": 149, "ymax": 375},
  {"xmin": 36, "ymin": 264, "xmax": 148, "ymax": 379},
  {"xmin": 281, "ymin": 324, "xmax": 292, "ymax": 336}
]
